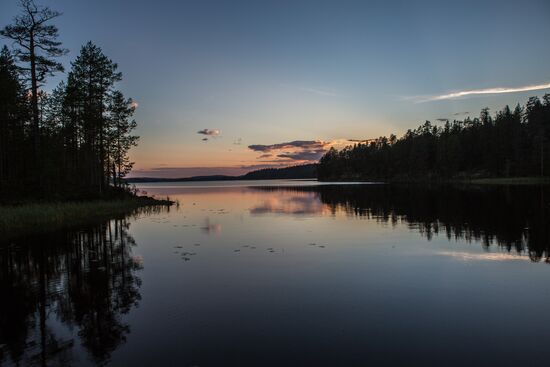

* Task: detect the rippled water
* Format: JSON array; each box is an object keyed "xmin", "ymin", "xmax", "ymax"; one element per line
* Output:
[{"xmin": 1, "ymin": 180, "xmax": 550, "ymax": 366}]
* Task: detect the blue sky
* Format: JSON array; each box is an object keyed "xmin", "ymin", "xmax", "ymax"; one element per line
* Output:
[{"xmin": 1, "ymin": 0, "xmax": 550, "ymax": 177}]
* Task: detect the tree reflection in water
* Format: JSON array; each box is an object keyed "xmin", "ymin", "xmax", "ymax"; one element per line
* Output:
[
  {"xmin": 1, "ymin": 185, "xmax": 549, "ymax": 365},
  {"xmin": 252, "ymin": 184, "xmax": 550, "ymax": 262},
  {"xmin": 0, "ymin": 207, "xmax": 157, "ymax": 366}
]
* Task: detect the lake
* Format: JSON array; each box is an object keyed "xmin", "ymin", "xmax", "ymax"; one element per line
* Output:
[{"xmin": 1, "ymin": 180, "xmax": 550, "ymax": 366}]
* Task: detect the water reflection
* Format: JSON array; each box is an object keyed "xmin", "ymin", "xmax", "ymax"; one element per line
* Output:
[
  {"xmin": 249, "ymin": 192, "xmax": 328, "ymax": 215},
  {"xmin": 201, "ymin": 217, "xmax": 222, "ymax": 234},
  {"xmin": 0, "ymin": 218, "xmax": 142, "ymax": 366},
  {"xmin": 252, "ymin": 184, "xmax": 550, "ymax": 262},
  {"xmin": 2, "ymin": 183, "xmax": 550, "ymax": 366}
]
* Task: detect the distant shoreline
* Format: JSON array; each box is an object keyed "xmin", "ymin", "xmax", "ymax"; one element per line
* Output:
[
  {"xmin": 126, "ymin": 176, "xmax": 550, "ymax": 185},
  {"xmin": 127, "ymin": 164, "xmax": 318, "ymax": 183},
  {"xmin": 126, "ymin": 176, "xmax": 317, "ymax": 183}
]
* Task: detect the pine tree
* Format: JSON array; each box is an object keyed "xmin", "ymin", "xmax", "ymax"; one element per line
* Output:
[
  {"xmin": 0, "ymin": 46, "xmax": 29, "ymax": 195},
  {"xmin": 66, "ymin": 42, "xmax": 122, "ymax": 195},
  {"xmin": 1, "ymin": 0, "xmax": 67, "ymax": 172},
  {"xmin": 107, "ymin": 91, "xmax": 139, "ymax": 188}
]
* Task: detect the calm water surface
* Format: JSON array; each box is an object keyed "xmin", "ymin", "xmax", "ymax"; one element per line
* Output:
[{"xmin": 1, "ymin": 180, "xmax": 550, "ymax": 366}]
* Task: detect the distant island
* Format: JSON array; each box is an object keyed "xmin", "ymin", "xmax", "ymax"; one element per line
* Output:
[{"xmin": 127, "ymin": 164, "xmax": 317, "ymax": 183}]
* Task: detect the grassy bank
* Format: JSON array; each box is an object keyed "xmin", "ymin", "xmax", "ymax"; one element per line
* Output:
[
  {"xmin": 0, "ymin": 196, "xmax": 173, "ymax": 239},
  {"xmin": 397, "ymin": 176, "xmax": 550, "ymax": 185},
  {"xmin": 463, "ymin": 177, "xmax": 550, "ymax": 185},
  {"xmin": 319, "ymin": 176, "xmax": 550, "ymax": 186}
]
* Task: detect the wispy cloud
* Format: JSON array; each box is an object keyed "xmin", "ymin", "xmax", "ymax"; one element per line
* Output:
[
  {"xmin": 282, "ymin": 83, "xmax": 337, "ymax": 97},
  {"xmin": 296, "ymin": 86, "xmax": 337, "ymax": 97},
  {"xmin": 197, "ymin": 128, "xmax": 221, "ymax": 136},
  {"xmin": 414, "ymin": 82, "xmax": 550, "ymax": 103}
]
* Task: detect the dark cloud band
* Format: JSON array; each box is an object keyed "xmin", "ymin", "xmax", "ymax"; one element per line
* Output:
[
  {"xmin": 197, "ymin": 129, "xmax": 221, "ymax": 136},
  {"xmin": 248, "ymin": 140, "xmax": 327, "ymax": 152}
]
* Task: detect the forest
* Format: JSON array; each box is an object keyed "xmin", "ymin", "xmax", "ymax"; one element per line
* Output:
[
  {"xmin": 0, "ymin": 0, "xmax": 138, "ymax": 201},
  {"xmin": 318, "ymin": 96, "xmax": 550, "ymax": 181},
  {"xmin": 241, "ymin": 163, "xmax": 317, "ymax": 180}
]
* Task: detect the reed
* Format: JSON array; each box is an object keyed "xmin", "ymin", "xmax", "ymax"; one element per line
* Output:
[{"xmin": 0, "ymin": 196, "xmax": 173, "ymax": 238}]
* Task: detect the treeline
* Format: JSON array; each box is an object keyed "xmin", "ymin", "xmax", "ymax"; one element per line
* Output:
[
  {"xmin": 241, "ymin": 163, "xmax": 317, "ymax": 180},
  {"xmin": 126, "ymin": 164, "xmax": 317, "ymax": 182},
  {"xmin": 0, "ymin": 0, "xmax": 138, "ymax": 200},
  {"xmin": 318, "ymin": 97, "xmax": 550, "ymax": 181}
]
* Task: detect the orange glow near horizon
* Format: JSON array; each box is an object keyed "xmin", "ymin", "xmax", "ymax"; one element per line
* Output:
[{"xmin": 128, "ymin": 137, "xmax": 364, "ymax": 177}]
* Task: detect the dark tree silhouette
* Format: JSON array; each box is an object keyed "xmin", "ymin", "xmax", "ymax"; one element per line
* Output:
[
  {"xmin": 107, "ymin": 91, "xmax": 139, "ymax": 188},
  {"xmin": 1, "ymin": 3, "xmax": 139, "ymax": 201},
  {"xmin": 318, "ymin": 97, "xmax": 550, "ymax": 181},
  {"xmin": 0, "ymin": 0, "xmax": 67, "ymax": 182},
  {"xmin": 62, "ymin": 41, "xmax": 124, "ymax": 195},
  {"xmin": 0, "ymin": 46, "xmax": 29, "ymax": 194}
]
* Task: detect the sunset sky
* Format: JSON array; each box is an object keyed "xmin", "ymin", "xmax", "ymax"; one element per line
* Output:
[{"xmin": 2, "ymin": 0, "xmax": 550, "ymax": 177}]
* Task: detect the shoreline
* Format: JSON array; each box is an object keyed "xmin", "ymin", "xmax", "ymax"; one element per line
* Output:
[
  {"xmin": 318, "ymin": 176, "xmax": 550, "ymax": 185},
  {"xmin": 0, "ymin": 196, "xmax": 174, "ymax": 240},
  {"xmin": 130, "ymin": 176, "xmax": 550, "ymax": 186}
]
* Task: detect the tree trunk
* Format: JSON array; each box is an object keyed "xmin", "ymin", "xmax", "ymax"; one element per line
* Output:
[
  {"xmin": 29, "ymin": 30, "xmax": 42, "ymax": 190},
  {"xmin": 112, "ymin": 162, "xmax": 117, "ymax": 188}
]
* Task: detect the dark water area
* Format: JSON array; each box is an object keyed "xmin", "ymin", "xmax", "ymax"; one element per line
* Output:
[{"xmin": 1, "ymin": 181, "xmax": 550, "ymax": 366}]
